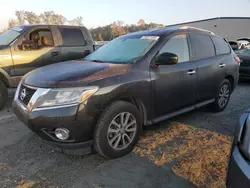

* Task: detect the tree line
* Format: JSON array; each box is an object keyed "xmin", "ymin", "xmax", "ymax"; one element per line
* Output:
[{"xmin": 1, "ymin": 11, "xmax": 164, "ymax": 41}]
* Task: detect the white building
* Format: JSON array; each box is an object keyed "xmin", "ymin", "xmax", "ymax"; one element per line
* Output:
[{"xmin": 167, "ymin": 17, "xmax": 250, "ymax": 41}]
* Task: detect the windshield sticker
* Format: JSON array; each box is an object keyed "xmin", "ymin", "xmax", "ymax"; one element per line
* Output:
[
  {"xmin": 141, "ymin": 36, "xmax": 159, "ymax": 40},
  {"xmin": 13, "ymin": 27, "xmax": 23, "ymax": 32}
]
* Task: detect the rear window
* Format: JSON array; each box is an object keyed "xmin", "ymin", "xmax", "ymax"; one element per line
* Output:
[
  {"xmin": 60, "ymin": 28, "xmax": 86, "ymax": 46},
  {"xmin": 212, "ymin": 36, "xmax": 231, "ymax": 55},
  {"xmin": 190, "ymin": 34, "xmax": 215, "ymax": 60}
]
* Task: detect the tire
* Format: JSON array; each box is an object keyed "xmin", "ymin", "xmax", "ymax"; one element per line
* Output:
[
  {"xmin": 93, "ymin": 101, "xmax": 141, "ymax": 159},
  {"xmin": 212, "ymin": 79, "xmax": 231, "ymax": 112},
  {"xmin": 0, "ymin": 80, "xmax": 7, "ymax": 110}
]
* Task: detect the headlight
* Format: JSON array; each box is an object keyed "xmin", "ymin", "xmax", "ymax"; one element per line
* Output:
[{"xmin": 37, "ymin": 87, "xmax": 98, "ymax": 108}]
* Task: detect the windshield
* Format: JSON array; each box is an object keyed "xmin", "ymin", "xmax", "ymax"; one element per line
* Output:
[
  {"xmin": 84, "ymin": 36, "xmax": 159, "ymax": 63},
  {"xmin": 0, "ymin": 27, "xmax": 23, "ymax": 46}
]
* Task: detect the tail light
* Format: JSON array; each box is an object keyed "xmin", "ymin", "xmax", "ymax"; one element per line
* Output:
[{"xmin": 235, "ymin": 56, "xmax": 241, "ymax": 64}]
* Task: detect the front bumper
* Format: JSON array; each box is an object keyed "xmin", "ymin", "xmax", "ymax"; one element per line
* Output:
[
  {"xmin": 12, "ymin": 97, "xmax": 95, "ymax": 155},
  {"xmin": 227, "ymin": 147, "xmax": 250, "ymax": 188}
]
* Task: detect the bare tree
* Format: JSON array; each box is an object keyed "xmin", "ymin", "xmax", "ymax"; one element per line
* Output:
[
  {"xmin": 111, "ymin": 21, "xmax": 126, "ymax": 38},
  {"xmin": 15, "ymin": 10, "xmax": 26, "ymax": 25},
  {"xmin": 137, "ymin": 19, "xmax": 146, "ymax": 25},
  {"xmin": 39, "ymin": 11, "xmax": 66, "ymax": 25},
  {"xmin": 24, "ymin": 11, "xmax": 41, "ymax": 24},
  {"xmin": 68, "ymin": 16, "xmax": 83, "ymax": 26}
]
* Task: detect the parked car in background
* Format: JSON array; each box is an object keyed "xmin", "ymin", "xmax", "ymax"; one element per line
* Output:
[
  {"xmin": 237, "ymin": 40, "xmax": 250, "ymax": 50},
  {"xmin": 94, "ymin": 41, "xmax": 109, "ymax": 50},
  {"xmin": 0, "ymin": 25, "xmax": 94, "ymax": 109},
  {"xmin": 229, "ymin": 41, "xmax": 239, "ymax": 51},
  {"xmin": 229, "ymin": 39, "xmax": 250, "ymax": 51},
  {"xmin": 13, "ymin": 26, "xmax": 239, "ymax": 158},
  {"xmin": 227, "ymin": 109, "xmax": 250, "ymax": 188},
  {"xmin": 235, "ymin": 47, "xmax": 250, "ymax": 79}
]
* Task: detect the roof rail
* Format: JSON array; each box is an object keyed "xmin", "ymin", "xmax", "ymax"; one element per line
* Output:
[{"xmin": 180, "ymin": 26, "xmax": 215, "ymax": 35}]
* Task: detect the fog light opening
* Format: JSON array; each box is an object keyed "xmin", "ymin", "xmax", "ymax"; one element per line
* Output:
[{"xmin": 55, "ymin": 128, "xmax": 70, "ymax": 140}]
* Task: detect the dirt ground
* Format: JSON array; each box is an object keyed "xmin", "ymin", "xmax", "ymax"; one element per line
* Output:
[{"xmin": 1, "ymin": 82, "xmax": 250, "ymax": 188}]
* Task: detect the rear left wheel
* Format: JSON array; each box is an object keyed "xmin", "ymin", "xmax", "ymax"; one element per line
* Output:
[
  {"xmin": 212, "ymin": 79, "xmax": 231, "ymax": 112},
  {"xmin": 93, "ymin": 101, "xmax": 141, "ymax": 159}
]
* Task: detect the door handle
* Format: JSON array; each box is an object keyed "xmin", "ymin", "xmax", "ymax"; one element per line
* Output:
[
  {"xmin": 51, "ymin": 51, "xmax": 60, "ymax": 57},
  {"xmin": 187, "ymin": 70, "xmax": 196, "ymax": 75},
  {"xmin": 219, "ymin": 63, "xmax": 226, "ymax": 68}
]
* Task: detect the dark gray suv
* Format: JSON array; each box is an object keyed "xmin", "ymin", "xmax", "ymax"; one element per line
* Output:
[{"xmin": 13, "ymin": 26, "xmax": 240, "ymax": 158}]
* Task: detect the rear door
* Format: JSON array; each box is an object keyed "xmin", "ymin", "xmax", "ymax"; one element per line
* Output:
[
  {"xmin": 211, "ymin": 36, "xmax": 231, "ymax": 80},
  {"xmin": 150, "ymin": 33, "xmax": 197, "ymax": 117},
  {"xmin": 189, "ymin": 33, "xmax": 219, "ymax": 102},
  {"xmin": 58, "ymin": 26, "xmax": 92, "ymax": 61}
]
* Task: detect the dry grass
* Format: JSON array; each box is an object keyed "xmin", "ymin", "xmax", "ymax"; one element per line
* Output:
[
  {"xmin": 16, "ymin": 180, "xmax": 37, "ymax": 188},
  {"xmin": 133, "ymin": 122, "xmax": 232, "ymax": 188},
  {"xmin": 0, "ymin": 162, "xmax": 7, "ymax": 170}
]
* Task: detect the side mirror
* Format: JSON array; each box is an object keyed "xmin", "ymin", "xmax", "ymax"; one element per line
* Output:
[{"xmin": 155, "ymin": 52, "xmax": 178, "ymax": 65}]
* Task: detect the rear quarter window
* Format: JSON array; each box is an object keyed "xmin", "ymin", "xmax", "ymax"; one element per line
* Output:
[
  {"xmin": 60, "ymin": 28, "xmax": 86, "ymax": 46},
  {"xmin": 212, "ymin": 36, "xmax": 231, "ymax": 55},
  {"xmin": 189, "ymin": 34, "xmax": 215, "ymax": 60}
]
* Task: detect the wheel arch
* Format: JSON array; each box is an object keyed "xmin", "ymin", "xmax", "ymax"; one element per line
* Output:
[
  {"xmin": 225, "ymin": 75, "xmax": 234, "ymax": 92},
  {"xmin": 0, "ymin": 70, "xmax": 10, "ymax": 87},
  {"xmin": 101, "ymin": 96, "xmax": 148, "ymax": 127}
]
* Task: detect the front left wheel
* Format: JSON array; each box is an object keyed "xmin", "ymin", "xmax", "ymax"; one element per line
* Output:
[{"xmin": 93, "ymin": 101, "xmax": 141, "ymax": 159}]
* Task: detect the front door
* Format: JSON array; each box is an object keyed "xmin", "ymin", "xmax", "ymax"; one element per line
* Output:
[
  {"xmin": 150, "ymin": 34, "xmax": 196, "ymax": 117},
  {"xmin": 11, "ymin": 26, "xmax": 61, "ymax": 76}
]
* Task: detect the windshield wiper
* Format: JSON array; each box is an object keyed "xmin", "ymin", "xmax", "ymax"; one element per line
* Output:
[{"xmin": 90, "ymin": 60, "xmax": 104, "ymax": 63}]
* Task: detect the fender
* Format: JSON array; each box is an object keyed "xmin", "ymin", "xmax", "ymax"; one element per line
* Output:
[{"xmin": 0, "ymin": 68, "xmax": 22, "ymax": 88}]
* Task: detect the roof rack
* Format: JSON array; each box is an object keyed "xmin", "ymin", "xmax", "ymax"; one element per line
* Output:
[{"xmin": 180, "ymin": 26, "xmax": 215, "ymax": 35}]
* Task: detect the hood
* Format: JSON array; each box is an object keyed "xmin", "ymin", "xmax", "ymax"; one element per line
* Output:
[{"xmin": 23, "ymin": 60, "xmax": 131, "ymax": 88}]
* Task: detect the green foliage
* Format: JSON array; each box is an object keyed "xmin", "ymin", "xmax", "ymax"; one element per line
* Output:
[{"xmin": 96, "ymin": 33, "xmax": 103, "ymax": 41}]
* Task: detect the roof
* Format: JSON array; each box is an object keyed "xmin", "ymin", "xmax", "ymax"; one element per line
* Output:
[
  {"xmin": 124, "ymin": 27, "xmax": 179, "ymax": 37},
  {"xmin": 16, "ymin": 24, "xmax": 85, "ymax": 28},
  {"xmin": 166, "ymin": 17, "xmax": 250, "ymax": 27},
  {"xmin": 123, "ymin": 26, "xmax": 214, "ymax": 37}
]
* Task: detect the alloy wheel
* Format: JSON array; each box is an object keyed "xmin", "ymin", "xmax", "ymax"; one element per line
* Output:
[
  {"xmin": 107, "ymin": 112, "xmax": 137, "ymax": 150},
  {"xmin": 218, "ymin": 84, "xmax": 230, "ymax": 108}
]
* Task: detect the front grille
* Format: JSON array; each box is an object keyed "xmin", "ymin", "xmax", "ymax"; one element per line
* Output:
[
  {"xmin": 241, "ymin": 60, "xmax": 250, "ymax": 67},
  {"xmin": 19, "ymin": 84, "xmax": 36, "ymax": 106}
]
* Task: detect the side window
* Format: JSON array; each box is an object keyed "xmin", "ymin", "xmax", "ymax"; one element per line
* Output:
[
  {"xmin": 60, "ymin": 28, "xmax": 86, "ymax": 46},
  {"xmin": 190, "ymin": 34, "xmax": 215, "ymax": 60},
  {"xmin": 212, "ymin": 36, "xmax": 231, "ymax": 55},
  {"xmin": 159, "ymin": 34, "xmax": 190, "ymax": 63},
  {"xmin": 17, "ymin": 28, "xmax": 54, "ymax": 51}
]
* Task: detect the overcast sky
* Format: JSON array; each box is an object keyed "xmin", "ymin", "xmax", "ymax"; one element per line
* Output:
[{"xmin": 1, "ymin": 0, "xmax": 250, "ymax": 30}]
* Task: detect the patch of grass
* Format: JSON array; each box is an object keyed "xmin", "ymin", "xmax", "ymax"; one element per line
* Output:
[
  {"xmin": 133, "ymin": 122, "xmax": 232, "ymax": 187},
  {"xmin": 0, "ymin": 162, "xmax": 7, "ymax": 170},
  {"xmin": 16, "ymin": 180, "xmax": 37, "ymax": 188}
]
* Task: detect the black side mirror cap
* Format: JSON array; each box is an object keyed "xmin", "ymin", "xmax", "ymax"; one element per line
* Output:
[{"xmin": 155, "ymin": 52, "xmax": 178, "ymax": 66}]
